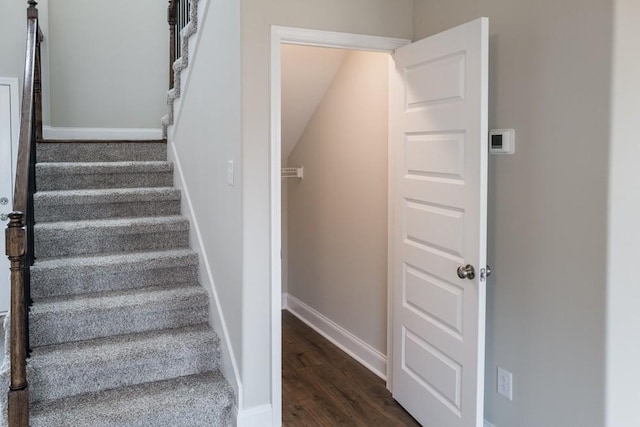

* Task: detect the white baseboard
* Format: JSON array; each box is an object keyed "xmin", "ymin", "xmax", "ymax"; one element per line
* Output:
[
  {"xmin": 233, "ymin": 404, "xmax": 273, "ymax": 427},
  {"xmin": 168, "ymin": 139, "xmax": 242, "ymax": 409},
  {"xmin": 281, "ymin": 293, "xmax": 287, "ymax": 310},
  {"xmin": 484, "ymin": 420, "xmax": 497, "ymax": 427},
  {"xmin": 284, "ymin": 294, "xmax": 387, "ymax": 380},
  {"xmin": 43, "ymin": 126, "xmax": 163, "ymax": 140}
]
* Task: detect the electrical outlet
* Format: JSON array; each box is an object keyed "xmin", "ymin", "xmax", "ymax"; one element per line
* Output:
[{"xmin": 497, "ymin": 367, "xmax": 513, "ymax": 400}]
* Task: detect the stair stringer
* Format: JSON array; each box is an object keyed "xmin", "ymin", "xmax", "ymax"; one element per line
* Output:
[
  {"xmin": 161, "ymin": 0, "xmax": 207, "ymax": 139},
  {"xmin": 167, "ymin": 139, "xmax": 243, "ymax": 413}
]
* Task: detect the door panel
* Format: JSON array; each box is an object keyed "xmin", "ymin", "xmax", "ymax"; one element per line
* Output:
[
  {"xmin": 390, "ymin": 18, "xmax": 488, "ymax": 427},
  {"xmin": 0, "ymin": 79, "xmax": 18, "ymax": 315}
]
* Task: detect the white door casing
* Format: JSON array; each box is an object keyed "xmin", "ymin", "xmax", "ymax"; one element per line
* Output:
[
  {"xmin": 0, "ymin": 77, "xmax": 20, "ymax": 315},
  {"xmin": 389, "ymin": 18, "xmax": 488, "ymax": 427}
]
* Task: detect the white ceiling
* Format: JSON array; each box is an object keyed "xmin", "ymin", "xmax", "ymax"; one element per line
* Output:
[{"xmin": 281, "ymin": 44, "xmax": 348, "ymax": 163}]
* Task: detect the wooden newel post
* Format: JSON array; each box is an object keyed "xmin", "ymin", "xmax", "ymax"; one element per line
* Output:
[
  {"xmin": 168, "ymin": 0, "xmax": 177, "ymax": 89},
  {"xmin": 6, "ymin": 212, "xmax": 28, "ymax": 427}
]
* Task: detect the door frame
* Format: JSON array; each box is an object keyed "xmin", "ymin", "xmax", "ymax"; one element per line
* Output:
[
  {"xmin": 0, "ymin": 77, "xmax": 20, "ymax": 316},
  {"xmin": 0, "ymin": 77, "xmax": 20, "ymax": 188},
  {"xmin": 269, "ymin": 26, "xmax": 410, "ymax": 425}
]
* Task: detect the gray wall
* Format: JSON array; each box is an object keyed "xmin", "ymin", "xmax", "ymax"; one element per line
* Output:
[
  {"xmin": 47, "ymin": 0, "xmax": 167, "ymax": 128},
  {"xmin": 287, "ymin": 50, "xmax": 389, "ymax": 355},
  {"xmin": 0, "ymin": 3, "xmax": 29, "ymax": 87},
  {"xmin": 1, "ymin": 0, "xmax": 167, "ymax": 129},
  {"xmin": 0, "ymin": 1, "xmax": 51, "ymax": 125},
  {"xmin": 169, "ymin": 0, "xmax": 242, "ymax": 399},
  {"xmin": 413, "ymin": 1, "xmax": 610, "ymax": 426}
]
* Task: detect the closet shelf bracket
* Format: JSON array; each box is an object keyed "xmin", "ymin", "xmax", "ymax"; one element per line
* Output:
[{"xmin": 281, "ymin": 167, "xmax": 304, "ymax": 179}]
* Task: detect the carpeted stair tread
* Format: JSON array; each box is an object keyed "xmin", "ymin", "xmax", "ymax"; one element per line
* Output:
[
  {"xmin": 30, "ymin": 248, "xmax": 199, "ymax": 298},
  {"xmin": 34, "ymin": 187, "xmax": 181, "ymax": 221},
  {"xmin": 36, "ymin": 161, "xmax": 173, "ymax": 190},
  {"xmin": 26, "ymin": 131, "xmax": 234, "ymax": 422},
  {"xmin": 30, "ymin": 371, "xmax": 233, "ymax": 427},
  {"xmin": 36, "ymin": 141, "xmax": 167, "ymax": 163},
  {"xmin": 29, "ymin": 324, "xmax": 219, "ymax": 403},
  {"xmin": 34, "ymin": 215, "xmax": 190, "ymax": 258},
  {"xmin": 30, "ymin": 284, "xmax": 209, "ymax": 346}
]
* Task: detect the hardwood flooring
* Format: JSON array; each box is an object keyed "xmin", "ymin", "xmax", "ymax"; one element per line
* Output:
[{"xmin": 282, "ymin": 310, "xmax": 420, "ymax": 426}]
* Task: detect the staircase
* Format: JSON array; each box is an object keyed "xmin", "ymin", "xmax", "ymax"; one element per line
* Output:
[{"xmin": 24, "ymin": 140, "xmax": 234, "ymax": 426}]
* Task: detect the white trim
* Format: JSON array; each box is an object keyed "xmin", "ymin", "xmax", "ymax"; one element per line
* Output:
[
  {"xmin": 233, "ymin": 404, "xmax": 273, "ymax": 427},
  {"xmin": 270, "ymin": 26, "xmax": 410, "ymax": 426},
  {"xmin": 272, "ymin": 26, "xmax": 409, "ymax": 52},
  {"xmin": 42, "ymin": 126, "xmax": 163, "ymax": 140},
  {"xmin": 0, "ymin": 77, "xmax": 20, "ymax": 187},
  {"xmin": 484, "ymin": 421, "xmax": 497, "ymax": 427},
  {"xmin": 281, "ymin": 293, "xmax": 288, "ymax": 310},
  {"xmin": 167, "ymin": 140, "xmax": 243, "ymax": 408},
  {"xmin": 285, "ymin": 294, "xmax": 388, "ymax": 380},
  {"xmin": 386, "ymin": 54, "xmax": 396, "ymax": 392},
  {"xmin": 270, "ymin": 27, "xmax": 284, "ymax": 427}
]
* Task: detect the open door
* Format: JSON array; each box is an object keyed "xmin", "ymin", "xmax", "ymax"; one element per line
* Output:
[{"xmin": 389, "ymin": 18, "xmax": 488, "ymax": 427}]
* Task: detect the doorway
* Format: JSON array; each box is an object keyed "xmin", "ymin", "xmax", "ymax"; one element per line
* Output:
[
  {"xmin": 270, "ymin": 27, "xmax": 409, "ymax": 425},
  {"xmin": 279, "ymin": 42, "xmax": 395, "ymax": 422}
]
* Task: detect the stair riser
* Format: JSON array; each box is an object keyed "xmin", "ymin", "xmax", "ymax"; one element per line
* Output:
[
  {"xmin": 31, "ymin": 301, "xmax": 209, "ymax": 347},
  {"xmin": 29, "ymin": 336, "xmax": 220, "ymax": 403},
  {"xmin": 37, "ymin": 142, "xmax": 167, "ymax": 163},
  {"xmin": 31, "ymin": 264, "xmax": 198, "ymax": 299},
  {"xmin": 36, "ymin": 171, "xmax": 173, "ymax": 191},
  {"xmin": 35, "ymin": 229, "xmax": 189, "ymax": 258},
  {"xmin": 35, "ymin": 199, "xmax": 182, "ymax": 222}
]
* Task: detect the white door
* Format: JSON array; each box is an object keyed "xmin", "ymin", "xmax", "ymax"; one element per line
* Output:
[
  {"xmin": 390, "ymin": 18, "xmax": 488, "ymax": 427},
  {"xmin": 0, "ymin": 78, "xmax": 19, "ymax": 315}
]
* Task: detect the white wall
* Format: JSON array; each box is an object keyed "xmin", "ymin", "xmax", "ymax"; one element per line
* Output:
[
  {"xmin": 241, "ymin": 0, "xmax": 413, "ymax": 413},
  {"xmin": 606, "ymin": 1, "xmax": 640, "ymax": 425},
  {"xmin": 413, "ymin": 1, "xmax": 610, "ymax": 426},
  {"xmin": 0, "ymin": 2, "xmax": 30, "ymax": 91},
  {"xmin": 168, "ymin": 0, "xmax": 243, "ymax": 404},
  {"xmin": 47, "ymin": 0, "xmax": 167, "ymax": 128},
  {"xmin": 286, "ymin": 50, "xmax": 389, "ymax": 355},
  {"xmin": 0, "ymin": 1, "xmax": 51, "ymax": 125},
  {"xmin": 281, "ymin": 45, "xmax": 347, "ymax": 162}
]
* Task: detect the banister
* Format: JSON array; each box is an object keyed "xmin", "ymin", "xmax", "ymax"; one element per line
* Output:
[
  {"xmin": 168, "ymin": 0, "xmax": 178, "ymax": 89},
  {"xmin": 167, "ymin": 0, "xmax": 190, "ymax": 91},
  {"xmin": 14, "ymin": 7, "xmax": 38, "ymax": 213},
  {"xmin": 6, "ymin": 1, "xmax": 42, "ymax": 425}
]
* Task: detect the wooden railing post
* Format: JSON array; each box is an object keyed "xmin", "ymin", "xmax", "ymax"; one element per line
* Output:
[
  {"xmin": 6, "ymin": 1, "xmax": 40, "ymax": 425},
  {"xmin": 168, "ymin": 0, "xmax": 177, "ymax": 89},
  {"xmin": 6, "ymin": 213, "xmax": 28, "ymax": 427}
]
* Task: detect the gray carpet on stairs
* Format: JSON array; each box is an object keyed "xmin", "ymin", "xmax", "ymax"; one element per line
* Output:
[{"xmin": 7, "ymin": 140, "xmax": 235, "ymax": 426}]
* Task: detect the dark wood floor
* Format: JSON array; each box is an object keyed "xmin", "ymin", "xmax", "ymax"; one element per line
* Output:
[{"xmin": 282, "ymin": 310, "xmax": 420, "ymax": 426}]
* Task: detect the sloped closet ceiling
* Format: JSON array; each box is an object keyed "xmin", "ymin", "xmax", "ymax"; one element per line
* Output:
[{"xmin": 281, "ymin": 44, "xmax": 348, "ymax": 162}]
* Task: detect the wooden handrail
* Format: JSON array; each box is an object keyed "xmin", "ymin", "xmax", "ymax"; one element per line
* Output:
[{"xmin": 6, "ymin": 1, "xmax": 42, "ymax": 425}]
